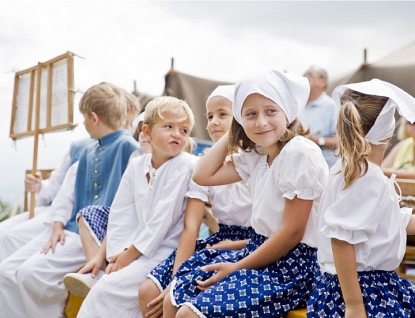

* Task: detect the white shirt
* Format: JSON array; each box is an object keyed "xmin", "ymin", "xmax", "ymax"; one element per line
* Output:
[
  {"xmin": 317, "ymin": 160, "xmax": 412, "ymax": 274},
  {"xmin": 233, "ymin": 136, "xmax": 328, "ymax": 247},
  {"xmin": 187, "ymin": 170, "xmax": 252, "ymax": 227},
  {"xmin": 50, "ymin": 161, "xmax": 79, "ymax": 225},
  {"xmin": 106, "ymin": 152, "xmax": 194, "ymax": 260},
  {"xmin": 35, "ymin": 151, "xmax": 72, "ymax": 207}
]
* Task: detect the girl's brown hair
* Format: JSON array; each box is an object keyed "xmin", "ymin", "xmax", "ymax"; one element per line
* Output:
[
  {"xmin": 337, "ymin": 89, "xmax": 389, "ymax": 189},
  {"xmin": 227, "ymin": 117, "xmax": 309, "ymax": 155}
]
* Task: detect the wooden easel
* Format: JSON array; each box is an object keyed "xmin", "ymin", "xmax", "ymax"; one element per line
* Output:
[{"xmin": 9, "ymin": 52, "xmax": 76, "ymax": 218}]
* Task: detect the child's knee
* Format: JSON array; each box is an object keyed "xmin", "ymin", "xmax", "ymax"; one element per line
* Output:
[
  {"xmin": 176, "ymin": 305, "xmax": 197, "ymax": 318},
  {"xmin": 138, "ymin": 278, "xmax": 159, "ymax": 302}
]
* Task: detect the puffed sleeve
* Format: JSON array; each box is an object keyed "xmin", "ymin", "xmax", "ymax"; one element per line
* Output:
[
  {"xmin": 186, "ymin": 178, "xmax": 209, "ymax": 203},
  {"xmin": 186, "ymin": 161, "xmax": 209, "ymax": 202},
  {"xmin": 278, "ymin": 137, "xmax": 328, "ymax": 201},
  {"xmin": 321, "ymin": 172, "xmax": 389, "ymax": 244},
  {"xmin": 232, "ymin": 150, "xmax": 263, "ymax": 181}
]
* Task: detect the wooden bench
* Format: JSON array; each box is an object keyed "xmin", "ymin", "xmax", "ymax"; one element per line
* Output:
[
  {"xmin": 395, "ymin": 178, "xmax": 415, "ymax": 281},
  {"xmin": 285, "ymin": 308, "xmax": 307, "ymax": 317}
]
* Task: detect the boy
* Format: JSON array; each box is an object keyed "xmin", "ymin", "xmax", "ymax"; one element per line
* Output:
[
  {"xmin": 0, "ymin": 88, "xmax": 141, "ymax": 262},
  {"xmin": 0, "ymin": 82, "xmax": 139, "ymax": 317},
  {"xmin": 76, "ymin": 96, "xmax": 196, "ymax": 317}
]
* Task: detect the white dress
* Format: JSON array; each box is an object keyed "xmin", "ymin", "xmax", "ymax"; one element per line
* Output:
[
  {"xmin": 234, "ymin": 136, "xmax": 328, "ymax": 246},
  {"xmin": 317, "ymin": 160, "xmax": 412, "ymax": 274},
  {"xmin": 78, "ymin": 152, "xmax": 195, "ymax": 318}
]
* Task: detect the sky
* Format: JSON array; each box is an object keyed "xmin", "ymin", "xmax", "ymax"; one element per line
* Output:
[{"xmin": 1, "ymin": 0, "xmax": 415, "ymax": 208}]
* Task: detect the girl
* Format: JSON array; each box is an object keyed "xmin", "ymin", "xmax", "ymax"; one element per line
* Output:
[
  {"xmin": 139, "ymin": 85, "xmax": 253, "ymax": 318},
  {"xmin": 307, "ymin": 79, "xmax": 415, "ymax": 317},
  {"xmin": 167, "ymin": 70, "xmax": 328, "ymax": 318}
]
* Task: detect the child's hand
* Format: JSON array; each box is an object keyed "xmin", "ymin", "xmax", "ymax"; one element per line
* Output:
[
  {"xmin": 196, "ymin": 262, "xmax": 238, "ymax": 291},
  {"xmin": 78, "ymin": 253, "xmax": 106, "ymax": 278},
  {"xmin": 41, "ymin": 222, "xmax": 65, "ymax": 254},
  {"xmin": 145, "ymin": 285, "xmax": 170, "ymax": 318},
  {"xmin": 106, "ymin": 245, "xmax": 141, "ymax": 274},
  {"xmin": 25, "ymin": 171, "xmax": 42, "ymax": 193}
]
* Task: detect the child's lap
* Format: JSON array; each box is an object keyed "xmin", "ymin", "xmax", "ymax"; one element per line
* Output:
[{"xmin": 307, "ymin": 270, "xmax": 415, "ymax": 317}]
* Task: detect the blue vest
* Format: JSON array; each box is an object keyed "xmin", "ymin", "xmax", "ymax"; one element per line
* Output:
[
  {"xmin": 69, "ymin": 138, "xmax": 97, "ymax": 165},
  {"xmin": 65, "ymin": 130, "xmax": 139, "ymax": 233}
]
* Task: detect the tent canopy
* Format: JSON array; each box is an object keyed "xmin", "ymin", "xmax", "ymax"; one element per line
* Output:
[
  {"xmin": 328, "ymin": 42, "xmax": 415, "ymax": 97},
  {"xmin": 164, "ymin": 70, "xmax": 231, "ymax": 140}
]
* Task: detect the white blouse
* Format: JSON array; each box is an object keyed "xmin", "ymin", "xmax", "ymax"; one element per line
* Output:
[
  {"xmin": 233, "ymin": 136, "xmax": 328, "ymax": 247},
  {"xmin": 186, "ymin": 175, "xmax": 252, "ymax": 227},
  {"xmin": 317, "ymin": 160, "xmax": 412, "ymax": 274},
  {"xmin": 106, "ymin": 152, "xmax": 194, "ymax": 260}
]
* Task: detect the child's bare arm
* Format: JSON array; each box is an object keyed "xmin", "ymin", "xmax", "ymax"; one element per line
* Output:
[
  {"xmin": 332, "ymin": 238, "xmax": 367, "ymax": 318},
  {"xmin": 193, "ymin": 133, "xmax": 241, "ymax": 186},
  {"xmin": 406, "ymin": 214, "xmax": 415, "ymax": 235},
  {"xmin": 172, "ymin": 198, "xmax": 206, "ymax": 275}
]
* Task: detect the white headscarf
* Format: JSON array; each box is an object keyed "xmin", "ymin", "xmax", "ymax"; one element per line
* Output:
[
  {"xmin": 332, "ymin": 79, "xmax": 415, "ymax": 145},
  {"xmin": 233, "ymin": 70, "xmax": 310, "ymax": 126},
  {"xmin": 132, "ymin": 111, "xmax": 145, "ymax": 129},
  {"xmin": 207, "ymin": 85, "xmax": 235, "ymax": 105}
]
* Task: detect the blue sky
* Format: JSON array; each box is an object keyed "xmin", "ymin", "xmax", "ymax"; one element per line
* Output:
[{"xmin": 1, "ymin": 1, "xmax": 415, "ymax": 207}]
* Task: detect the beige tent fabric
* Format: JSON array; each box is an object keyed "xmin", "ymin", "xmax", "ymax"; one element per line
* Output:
[
  {"xmin": 164, "ymin": 70, "xmax": 231, "ymax": 140},
  {"xmin": 328, "ymin": 42, "xmax": 415, "ymax": 96}
]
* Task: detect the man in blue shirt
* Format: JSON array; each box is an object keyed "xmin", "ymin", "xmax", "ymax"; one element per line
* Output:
[{"xmin": 299, "ymin": 66, "xmax": 339, "ymax": 168}]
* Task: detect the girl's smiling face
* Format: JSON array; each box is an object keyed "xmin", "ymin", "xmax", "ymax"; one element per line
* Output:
[
  {"xmin": 206, "ymin": 96, "xmax": 233, "ymax": 142},
  {"xmin": 241, "ymin": 93, "xmax": 288, "ymax": 156}
]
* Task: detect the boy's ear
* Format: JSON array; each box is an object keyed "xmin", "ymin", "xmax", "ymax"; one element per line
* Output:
[
  {"xmin": 91, "ymin": 112, "xmax": 100, "ymax": 126},
  {"xmin": 142, "ymin": 124, "xmax": 152, "ymax": 141}
]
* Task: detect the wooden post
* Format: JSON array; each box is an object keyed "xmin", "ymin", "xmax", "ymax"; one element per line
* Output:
[{"xmin": 29, "ymin": 62, "xmax": 43, "ymax": 218}]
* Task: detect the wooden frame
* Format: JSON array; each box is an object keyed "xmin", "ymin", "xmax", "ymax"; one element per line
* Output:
[
  {"xmin": 10, "ymin": 52, "xmax": 77, "ymax": 218},
  {"xmin": 10, "ymin": 52, "xmax": 76, "ymax": 140}
]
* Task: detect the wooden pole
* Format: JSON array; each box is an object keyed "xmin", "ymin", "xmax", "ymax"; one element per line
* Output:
[{"xmin": 29, "ymin": 62, "xmax": 42, "ymax": 218}]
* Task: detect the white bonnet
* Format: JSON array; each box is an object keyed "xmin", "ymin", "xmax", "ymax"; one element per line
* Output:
[
  {"xmin": 332, "ymin": 79, "xmax": 415, "ymax": 144},
  {"xmin": 233, "ymin": 70, "xmax": 310, "ymax": 126},
  {"xmin": 207, "ymin": 85, "xmax": 235, "ymax": 105},
  {"xmin": 132, "ymin": 111, "xmax": 146, "ymax": 129}
]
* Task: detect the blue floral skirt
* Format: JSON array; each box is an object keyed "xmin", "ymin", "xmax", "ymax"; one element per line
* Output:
[
  {"xmin": 307, "ymin": 270, "xmax": 415, "ymax": 317},
  {"xmin": 77, "ymin": 205, "xmax": 110, "ymax": 245},
  {"xmin": 170, "ymin": 230, "xmax": 321, "ymax": 318},
  {"xmin": 148, "ymin": 224, "xmax": 252, "ymax": 291}
]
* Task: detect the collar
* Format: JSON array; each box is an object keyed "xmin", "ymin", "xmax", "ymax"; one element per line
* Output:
[
  {"xmin": 306, "ymin": 91, "xmax": 327, "ymax": 108},
  {"xmin": 98, "ymin": 130, "xmax": 130, "ymax": 147}
]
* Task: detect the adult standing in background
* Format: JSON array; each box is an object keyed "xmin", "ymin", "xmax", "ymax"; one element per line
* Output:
[{"xmin": 299, "ymin": 66, "xmax": 339, "ymax": 168}]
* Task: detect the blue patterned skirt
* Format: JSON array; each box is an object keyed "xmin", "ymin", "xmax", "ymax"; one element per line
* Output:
[
  {"xmin": 148, "ymin": 224, "xmax": 252, "ymax": 291},
  {"xmin": 77, "ymin": 205, "xmax": 110, "ymax": 245},
  {"xmin": 307, "ymin": 270, "xmax": 415, "ymax": 317},
  {"xmin": 170, "ymin": 230, "xmax": 321, "ymax": 318}
]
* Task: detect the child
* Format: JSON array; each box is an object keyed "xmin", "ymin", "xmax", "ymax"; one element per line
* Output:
[
  {"xmin": 0, "ymin": 137, "xmax": 94, "ymax": 262},
  {"xmin": 0, "ymin": 89, "xmax": 140, "ymax": 263},
  {"xmin": 166, "ymin": 70, "xmax": 328, "ymax": 318},
  {"xmin": 139, "ymin": 85, "xmax": 253, "ymax": 318},
  {"xmin": 0, "ymin": 82, "xmax": 139, "ymax": 318},
  {"xmin": 307, "ymin": 79, "xmax": 415, "ymax": 317},
  {"xmin": 76, "ymin": 96, "xmax": 196, "ymax": 317}
]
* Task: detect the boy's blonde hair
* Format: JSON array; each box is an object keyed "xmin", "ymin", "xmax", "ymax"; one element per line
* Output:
[
  {"xmin": 144, "ymin": 96, "xmax": 195, "ymax": 131},
  {"xmin": 122, "ymin": 89, "xmax": 141, "ymax": 113},
  {"xmin": 79, "ymin": 82, "xmax": 127, "ymax": 130},
  {"xmin": 337, "ymin": 89, "xmax": 389, "ymax": 189}
]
